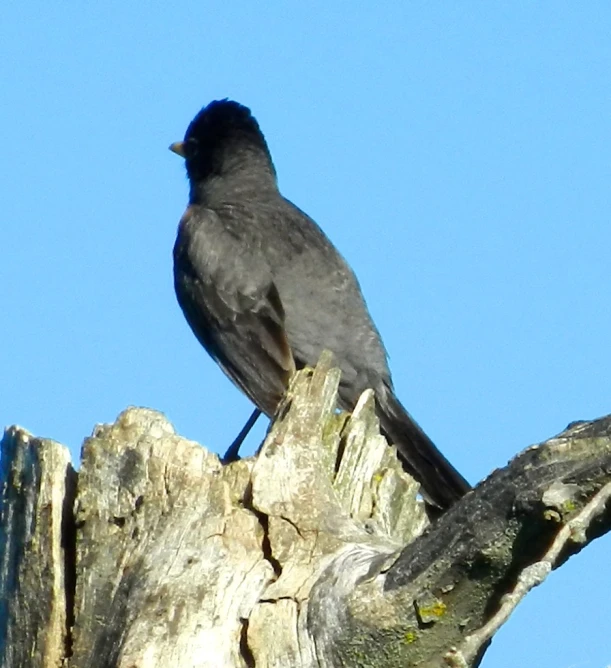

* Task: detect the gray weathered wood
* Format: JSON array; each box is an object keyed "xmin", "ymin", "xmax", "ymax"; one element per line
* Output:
[
  {"xmin": 1, "ymin": 354, "xmax": 610, "ymax": 667},
  {"xmin": 0, "ymin": 427, "xmax": 74, "ymax": 668}
]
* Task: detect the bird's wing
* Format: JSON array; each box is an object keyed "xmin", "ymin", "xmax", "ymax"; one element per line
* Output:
[{"xmin": 174, "ymin": 206, "xmax": 295, "ymax": 415}]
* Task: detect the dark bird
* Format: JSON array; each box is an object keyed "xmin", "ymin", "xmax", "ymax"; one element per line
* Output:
[{"xmin": 170, "ymin": 99, "xmax": 470, "ymax": 510}]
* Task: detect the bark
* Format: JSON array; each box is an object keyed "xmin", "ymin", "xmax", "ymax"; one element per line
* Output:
[{"xmin": 1, "ymin": 352, "xmax": 610, "ymax": 667}]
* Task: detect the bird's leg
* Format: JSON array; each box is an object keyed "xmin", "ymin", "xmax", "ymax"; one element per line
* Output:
[{"xmin": 222, "ymin": 408, "xmax": 262, "ymax": 462}]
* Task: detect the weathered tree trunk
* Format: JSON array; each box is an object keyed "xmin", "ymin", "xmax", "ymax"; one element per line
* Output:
[{"xmin": 1, "ymin": 353, "xmax": 610, "ymax": 667}]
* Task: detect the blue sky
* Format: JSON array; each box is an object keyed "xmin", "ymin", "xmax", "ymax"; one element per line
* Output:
[{"xmin": 3, "ymin": 4, "xmax": 610, "ymax": 666}]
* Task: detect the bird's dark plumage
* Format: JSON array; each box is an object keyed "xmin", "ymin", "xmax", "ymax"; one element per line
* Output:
[{"xmin": 171, "ymin": 99, "xmax": 470, "ymax": 510}]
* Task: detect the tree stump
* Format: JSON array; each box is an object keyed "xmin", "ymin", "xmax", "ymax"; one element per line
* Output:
[{"xmin": 2, "ymin": 353, "xmax": 611, "ymax": 667}]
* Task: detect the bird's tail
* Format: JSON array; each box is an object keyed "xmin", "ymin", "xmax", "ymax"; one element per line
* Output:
[{"xmin": 376, "ymin": 388, "xmax": 470, "ymax": 510}]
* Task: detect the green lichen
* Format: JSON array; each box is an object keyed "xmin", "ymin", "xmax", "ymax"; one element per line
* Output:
[
  {"xmin": 404, "ymin": 629, "xmax": 419, "ymax": 644},
  {"xmin": 415, "ymin": 595, "xmax": 449, "ymax": 624},
  {"xmin": 562, "ymin": 499, "xmax": 577, "ymax": 513},
  {"xmin": 420, "ymin": 601, "xmax": 447, "ymax": 618}
]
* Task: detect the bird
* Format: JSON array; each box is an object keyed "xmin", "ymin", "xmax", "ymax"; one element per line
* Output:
[{"xmin": 170, "ymin": 99, "xmax": 470, "ymax": 510}]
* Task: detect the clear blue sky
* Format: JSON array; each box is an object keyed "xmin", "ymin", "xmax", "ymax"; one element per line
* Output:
[{"xmin": 3, "ymin": 4, "xmax": 610, "ymax": 666}]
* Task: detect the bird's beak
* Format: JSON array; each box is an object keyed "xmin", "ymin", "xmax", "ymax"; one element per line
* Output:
[{"xmin": 169, "ymin": 141, "xmax": 186, "ymax": 158}]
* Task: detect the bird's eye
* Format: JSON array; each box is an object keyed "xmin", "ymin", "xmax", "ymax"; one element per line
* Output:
[{"xmin": 185, "ymin": 138, "xmax": 199, "ymax": 155}]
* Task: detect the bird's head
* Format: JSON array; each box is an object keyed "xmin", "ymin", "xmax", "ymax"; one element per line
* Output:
[{"xmin": 170, "ymin": 99, "xmax": 275, "ymax": 188}]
